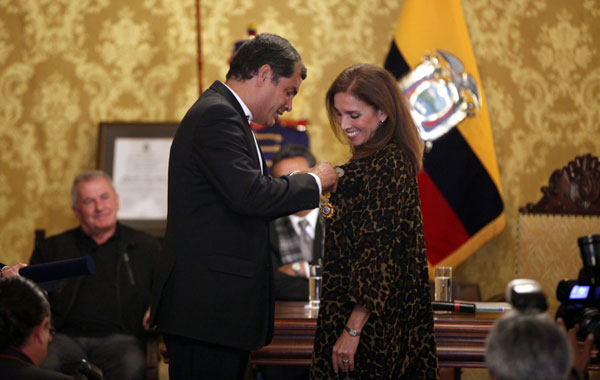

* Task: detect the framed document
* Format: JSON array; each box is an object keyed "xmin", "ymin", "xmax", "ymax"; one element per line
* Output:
[{"xmin": 98, "ymin": 122, "xmax": 179, "ymax": 236}]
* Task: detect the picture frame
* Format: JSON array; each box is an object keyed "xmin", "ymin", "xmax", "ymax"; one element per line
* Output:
[{"xmin": 97, "ymin": 121, "xmax": 179, "ymax": 237}]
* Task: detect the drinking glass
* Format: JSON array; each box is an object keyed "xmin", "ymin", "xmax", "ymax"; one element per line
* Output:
[
  {"xmin": 434, "ymin": 266, "xmax": 452, "ymax": 302},
  {"xmin": 306, "ymin": 264, "xmax": 322, "ymax": 310}
]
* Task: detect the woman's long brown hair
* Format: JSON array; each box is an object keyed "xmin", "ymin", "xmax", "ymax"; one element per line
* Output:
[{"xmin": 326, "ymin": 64, "xmax": 424, "ymax": 174}]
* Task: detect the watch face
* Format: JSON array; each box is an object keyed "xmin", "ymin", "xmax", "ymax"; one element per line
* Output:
[
  {"xmin": 292, "ymin": 262, "xmax": 301, "ymax": 274},
  {"xmin": 345, "ymin": 326, "xmax": 359, "ymax": 336}
]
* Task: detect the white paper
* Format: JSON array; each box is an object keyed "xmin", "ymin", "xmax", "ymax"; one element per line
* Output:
[{"xmin": 113, "ymin": 137, "xmax": 172, "ymax": 220}]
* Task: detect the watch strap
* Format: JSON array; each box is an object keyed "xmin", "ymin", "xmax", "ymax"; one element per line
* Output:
[{"xmin": 344, "ymin": 325, "xmax": 361, "ymax": 337}]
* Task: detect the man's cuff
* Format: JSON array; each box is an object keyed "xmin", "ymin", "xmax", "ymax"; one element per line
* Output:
[
  {"xmin": 303, "ymin": 261, "xmax": 310, "ymax": 278},
  {"xmin": 307, "ymin": 173, "xmax": 322, "ymax": 194}
]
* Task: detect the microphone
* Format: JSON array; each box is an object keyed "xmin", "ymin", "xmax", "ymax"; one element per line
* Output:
[
  {"xmin": 19, "ymin": 256, "xmax": 95, "ymax": 283},
  {"xmin": 432, "ymin": 301, "xmax": 476, "ymax": 313}
]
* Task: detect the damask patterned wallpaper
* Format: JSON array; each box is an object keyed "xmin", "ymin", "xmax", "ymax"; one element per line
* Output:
[
  {"xmin": 0, "ymin": 0, "xmax": 198, "ymax": 258},
  {"xmin": 1, "ymin": 0, "xmax": 599, "ymax": 303}
]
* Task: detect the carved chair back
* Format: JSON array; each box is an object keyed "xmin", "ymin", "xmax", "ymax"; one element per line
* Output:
[{"xmin": 516, "ymin": 154, "xmax": 600, "ymax": 315}]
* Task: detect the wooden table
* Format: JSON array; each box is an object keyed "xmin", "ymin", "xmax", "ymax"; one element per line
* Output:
[
  {"xmin": 250, "ymin": 301, "xmax": 600, "ymax": 372},
  {"xmin": 250, "ymin": 301, "xmax": 500, "ymax": 368}
]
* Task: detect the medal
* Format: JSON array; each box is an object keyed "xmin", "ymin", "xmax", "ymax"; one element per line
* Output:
[{"xmin": 320, "ymin": 192, "xmax": 334, "ymax": 218}]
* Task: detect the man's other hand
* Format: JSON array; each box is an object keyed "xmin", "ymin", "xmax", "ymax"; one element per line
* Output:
[{"xmin": 309, "ymin": 162, "xmax": 338, "ymax": 193}]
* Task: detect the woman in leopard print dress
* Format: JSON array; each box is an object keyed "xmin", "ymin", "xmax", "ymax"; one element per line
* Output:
[{"xmin": 309, "ymin": 64, "xmax": 438, "ymax": 379}]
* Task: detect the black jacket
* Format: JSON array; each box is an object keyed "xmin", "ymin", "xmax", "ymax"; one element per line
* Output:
[{"xmin": 29, "ymin": 224, "xmax": 160, "ymax": 339}]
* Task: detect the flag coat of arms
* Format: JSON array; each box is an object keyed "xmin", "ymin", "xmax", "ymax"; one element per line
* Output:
[{"xmin": 384, "ymin": 0, "xmax": 505, "ymax": 272}]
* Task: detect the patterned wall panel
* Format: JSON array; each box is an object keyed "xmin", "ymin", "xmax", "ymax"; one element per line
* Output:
[
  {"xmin": 199, "ymin": 0, "xmax": 600, "ymax": 300},
  {"xmin": 1, "ymin": 0, "xmax": 599, "ymax": 305},
  {"xmin": 458, "ymin": 0, "xmax": 600, "ymax": 299},
  {"xmin": 0, "ymin": 0, "xmax": 198, "ymax": 260}
]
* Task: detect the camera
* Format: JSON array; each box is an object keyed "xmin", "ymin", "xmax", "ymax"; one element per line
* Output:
[
  {"xmin": 505, "ymin": 278, "xmax": 547, "ymax": 313},
  {"xmin": 555, "ymin": 234, "xmax": 600, "ymax": 343}
]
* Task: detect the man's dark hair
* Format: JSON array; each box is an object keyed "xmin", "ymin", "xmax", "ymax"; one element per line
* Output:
[
  {"xmin": 226, "ymin": 33, "xmax": 307, "ymax": 83},
  {"xmin": 272, "ymin": 144, "xmax": 316, "ymax": 168},
  {"xmin": 0, "ymin": 276, "xmax": 51, "ymax": 349}
]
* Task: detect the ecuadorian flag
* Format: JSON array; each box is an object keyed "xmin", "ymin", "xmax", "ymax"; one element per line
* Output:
[{"xmin": 384, "ymin": 0, "xmax": 505, "ymax": 273}]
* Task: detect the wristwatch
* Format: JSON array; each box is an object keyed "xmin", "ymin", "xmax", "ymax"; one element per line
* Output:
[
  {"xmin": 344, "ymin": 325, "xmax": 361, "ymax": 337},
  {"xmin": 292, "ymin": 262, "xmax": 302, "ymax": 276}
]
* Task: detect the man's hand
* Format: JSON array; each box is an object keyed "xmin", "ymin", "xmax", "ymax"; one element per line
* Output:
[
  {"xmin": 0, "ymin": 263, "xmax": 27, "ymax": 278},
  {"xmin": 142, "ymin": 307, "xmax": 151, "ymax": 330},
  {"xmin": 557, "ymin": 318, "xmax": 593, "ymax": 380},
  {"xmin": 309, "ymin": 162, "xmax": 338, "ymax": 193},
  {"xmin": 277, "ymin": 262, "xmax": 308, "ymax": 277}
]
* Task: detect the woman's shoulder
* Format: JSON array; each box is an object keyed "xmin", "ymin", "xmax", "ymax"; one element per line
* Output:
[
  {"xmin": 340, "ymin": 144, "xmax": 412, "ymax": 178},
  {"xmin": 371, "ymin": 144, "xmax": 410, "ymax": 171}
]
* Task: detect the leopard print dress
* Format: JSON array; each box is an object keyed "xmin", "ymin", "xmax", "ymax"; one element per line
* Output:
[{"xmin": 309, "ymin": 143, "xmax": 438, "ymax": 379}]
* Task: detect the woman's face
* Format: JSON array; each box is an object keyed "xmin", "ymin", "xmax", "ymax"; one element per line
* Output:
[{"xmin": 333, "ymin": 91, "xmax": 387, "ymax": 147}]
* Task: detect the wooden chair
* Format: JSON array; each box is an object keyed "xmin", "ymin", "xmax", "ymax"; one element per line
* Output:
[
  {"xmin": 515, "ymin": 153, "xmax": 600, "ymax": 315},
  {"xmin": 34, "ymin": 229, "xmax": 161, "ymax": 380}
]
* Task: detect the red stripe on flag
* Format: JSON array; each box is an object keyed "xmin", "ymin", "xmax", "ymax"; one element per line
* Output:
[{"xmin": 417, "ymin": 170, "xmax": 470, "ymax": 265}]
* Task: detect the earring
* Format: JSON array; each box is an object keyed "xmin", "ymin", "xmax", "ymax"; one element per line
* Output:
[{"xmin": 379, "ymin": 120, "xmax": 385, "ymax": 127}]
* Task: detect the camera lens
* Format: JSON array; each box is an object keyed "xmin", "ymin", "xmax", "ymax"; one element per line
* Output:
[
  {"xmin": 579, "ymin": 307, "xmax": 600, "ymax": 343},
  {"xmin": 579, "ymin": 234, "xmax": 600, "ymax": 268}
]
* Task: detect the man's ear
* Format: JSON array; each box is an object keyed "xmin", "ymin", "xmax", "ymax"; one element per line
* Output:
[
  {"xmin": 32, "ymin": 317, "xmax": 50, "ymax": 344},
  {"xmin": 256, "ymin": 64, "xmax": 272, "ymax": 87}
]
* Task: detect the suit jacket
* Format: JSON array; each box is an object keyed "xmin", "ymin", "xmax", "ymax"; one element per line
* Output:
[
  {"xmin": 150, "ymin": 81, "xmax": 320, "ymax": 351},
  {"xmin": 269, "ymin": 215, "xmax": 324, "ymax": 301}
]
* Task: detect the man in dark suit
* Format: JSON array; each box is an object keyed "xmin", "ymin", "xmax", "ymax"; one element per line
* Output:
[
  {"xmin": 269, "ymin": 144, "xmax": 324, "ymax": 301},
  {"xmin": 150, "ymin": 33, "xmax": 338, "ymax": 380}
]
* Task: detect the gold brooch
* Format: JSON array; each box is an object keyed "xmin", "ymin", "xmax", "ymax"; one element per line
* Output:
[{"xmin": 320, "ymin": 192, "xmax": 334, "ymax": 218}]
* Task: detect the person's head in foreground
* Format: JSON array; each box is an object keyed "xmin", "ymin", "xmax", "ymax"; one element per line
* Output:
[
  {"xmin": 485, "ymin": 310, "xmax": 572, "ymax": 380},
  {"xmin": 0, "ymin": 276, "xmax": 53, "ymax": 367}
]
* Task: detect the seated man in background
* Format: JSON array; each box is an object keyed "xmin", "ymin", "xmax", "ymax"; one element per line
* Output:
[
  {"xmin": 260, "ymin": 145, "xmax": 324, "ymax": 380},
  {"xmin": 485, "ymin": 311, "xmax": 593, "ymax": 380},
  {"xmin": 269, "ymin": 144, "xmax": 324, "ymax": 301},
  {"xmin": 0, "ymin": 276, "xmax": 73, "ymax": 379},
  {"xmin": 30, "ymin": 171, "xmax": 161, "ymax": 380}
]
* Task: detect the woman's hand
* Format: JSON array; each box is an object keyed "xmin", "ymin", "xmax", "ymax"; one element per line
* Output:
[
  {"xmin": 332, "ymin": 329, "xmax": 360, "ymax": 373},
  {"xmin": 332, "ymin": 304, "xmax": 371, "ymax": 373}
]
